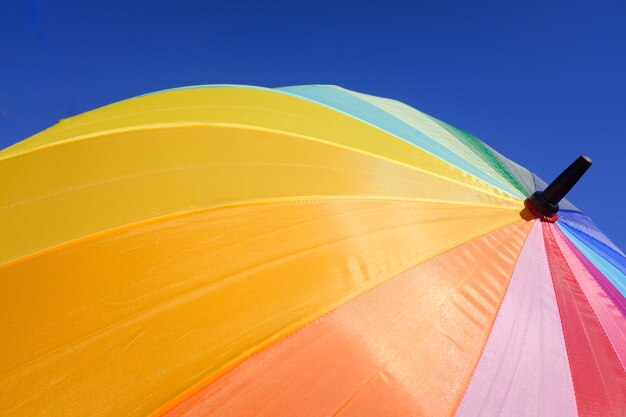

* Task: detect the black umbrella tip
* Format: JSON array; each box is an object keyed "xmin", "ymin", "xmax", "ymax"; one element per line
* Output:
[{"xmin": 524, "ymin": 155, "xmax": 592, "ymax": 221}]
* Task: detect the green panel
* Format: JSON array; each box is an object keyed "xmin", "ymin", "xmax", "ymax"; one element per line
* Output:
[
  {"xmin": 343, "ymin": 90, "xmax": 523, "ymax": 197},
  {"xmin": 431, "ymin": 117, "xmax": 528, "ymax": 196}
]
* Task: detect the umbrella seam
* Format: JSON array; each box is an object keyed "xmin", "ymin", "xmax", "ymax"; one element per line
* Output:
[
  {"xmin": 0, "ymin": 197, "xmax": 521, "ymax": 270},
  {"xmin": 0, "ymin": 122, "xmax": 523, "ymax": 204}
]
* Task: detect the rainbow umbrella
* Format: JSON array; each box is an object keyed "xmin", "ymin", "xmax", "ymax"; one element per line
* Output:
[{"xmin": 1, "ymin": 85, "xmax": 624, "ymax": 417}]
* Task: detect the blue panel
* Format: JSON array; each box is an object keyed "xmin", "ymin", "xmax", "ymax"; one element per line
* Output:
[
  {"xmin": 559, "ymin": 221, "xmax": 626, "ymax": 279},
  {"xmin": 559, "ymin": 210, "xmax": 624, "ymax": 255}
]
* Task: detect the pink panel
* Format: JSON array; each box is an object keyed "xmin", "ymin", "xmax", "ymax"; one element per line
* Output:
[{"xmin": 456, "ymin": 222, "xmax": 577, "ymax": 417}]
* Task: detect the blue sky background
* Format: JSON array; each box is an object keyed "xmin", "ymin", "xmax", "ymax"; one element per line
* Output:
[{"xmin": 2, "ymin": 0, "xmax": 625, "ymax": 249}]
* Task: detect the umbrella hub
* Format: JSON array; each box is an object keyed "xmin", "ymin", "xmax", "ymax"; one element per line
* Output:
[{"xmin": 524, "ymin": 155, "xmax": 592, "ymax": 221}]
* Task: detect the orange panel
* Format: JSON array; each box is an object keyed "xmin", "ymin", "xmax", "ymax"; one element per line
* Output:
[
  {"xmin": 162, "ymin": 220, "xmax": 532, "ymax": 417},
  {"xmin": 0, "ymin": 200, "xmax": 522, "ymax": 417}
]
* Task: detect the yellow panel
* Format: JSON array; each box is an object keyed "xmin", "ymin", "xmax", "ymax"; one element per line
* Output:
[
  {"xmin": 0, "ymin": 125, "xmax": 520, "ymax": 264},
  {"xmin": 1, "ymin": 87, "xmax": 519, "ymax": 199},
  {"xmin": 0, "ymin": 199, "xmax": 524, "ymax": 417}
]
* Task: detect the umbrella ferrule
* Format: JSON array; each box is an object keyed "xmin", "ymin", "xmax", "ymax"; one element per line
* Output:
[{"xmin": 525, "ymin": 155, "xmax": 592, "ymax": 219}]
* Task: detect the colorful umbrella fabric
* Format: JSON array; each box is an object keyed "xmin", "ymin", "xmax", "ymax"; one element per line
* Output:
[{"xmin": 1, "ymin": 85, "xmax": 624, "ymax": 417}]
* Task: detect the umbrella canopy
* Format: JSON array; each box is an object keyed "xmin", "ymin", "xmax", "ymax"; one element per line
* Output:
[{"xmin": 1, "ymin": 85, "xmax": 624, "ymax": 417}]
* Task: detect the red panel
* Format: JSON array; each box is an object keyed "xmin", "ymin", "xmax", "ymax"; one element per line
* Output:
[{"xmin": 543, "ymin": 223, "xmax": 626, "ymax": 417}]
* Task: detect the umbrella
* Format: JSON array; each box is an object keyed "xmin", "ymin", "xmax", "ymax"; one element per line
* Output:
[{"xmin": 1, "ymin": 85, "xmax": 624, "ymax": 417}]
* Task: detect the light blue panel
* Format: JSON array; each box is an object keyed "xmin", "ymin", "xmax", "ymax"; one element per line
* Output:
[
  {"xmin": 559, "ymin": 224, "xmax": 626, "ymax": 297},
  {"xmin": 277, "ymin": 85, "xmax": 523, "ymax": 198}
]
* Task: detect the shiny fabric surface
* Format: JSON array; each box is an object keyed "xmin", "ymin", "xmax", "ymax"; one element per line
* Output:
[
  {"xmin": 0, "ymin": 200, "xmax": 520, "ymax": 416},
  {"xmin": 161, "ymin": 221, "xmax": 531, "ymax": 417},
  {"xmin": 1, "ymin": 84, "xmax": 624, "ymax": 417}
]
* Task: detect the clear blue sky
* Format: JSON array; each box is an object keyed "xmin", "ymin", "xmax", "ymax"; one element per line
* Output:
[{"xmin": 2, "ymin": 1, "xmax": 625, "ymax": 249}]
